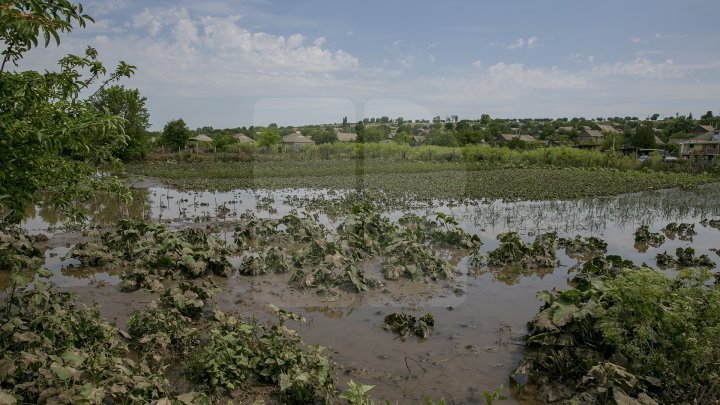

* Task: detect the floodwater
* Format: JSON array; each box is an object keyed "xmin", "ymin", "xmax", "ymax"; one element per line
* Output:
[{"xmin": 11, "ymin": 183, "xmax": 720, "ymax": 403}]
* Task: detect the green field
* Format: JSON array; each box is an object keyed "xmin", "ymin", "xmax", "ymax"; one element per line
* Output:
[{"xmin": 125, "ymin": 158, "xmax": 717, "ymax": 200}]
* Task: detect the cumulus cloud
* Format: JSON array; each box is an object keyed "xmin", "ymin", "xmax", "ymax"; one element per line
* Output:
[{"xmin": 127, "ymin": 7, "xmax": 358, "ymax": 73}]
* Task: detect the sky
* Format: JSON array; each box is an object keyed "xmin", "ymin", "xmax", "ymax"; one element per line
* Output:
[{"xmin": 18, "ymin": 0, "xmax": 720, "ymax": 129}]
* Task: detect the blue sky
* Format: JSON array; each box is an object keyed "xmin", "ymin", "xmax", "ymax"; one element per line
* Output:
[{"xmin": 20, "ymin": 0, "xmax": 720, "ymax": 129}]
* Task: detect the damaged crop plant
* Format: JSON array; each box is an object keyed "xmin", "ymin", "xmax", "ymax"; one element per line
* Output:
[{"xmin": 513, "ymin": 266, "xmax": 720, "ymax": 403}]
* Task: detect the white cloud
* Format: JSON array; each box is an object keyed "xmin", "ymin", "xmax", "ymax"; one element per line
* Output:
[
  {"xmin": 504, "ymin": 36, "xmax": 538, "ymax": 50},
  {"xmin": 487, "ymin": 62, "xmax": 588, "ymax": 89},
  {"xmin": 630, "ymin": 37, "xmax": 647, "ymax": 44},
  {"xmin": 568, "ymin": 53, "xmax": 595, "ymax": 64},
  {"xmin": 590, "ymin": 58, "xmax": 682, "ymax": 79},
  {"xmin": 127, "ymin": 7, "xmax": 358, "ymax": 73},
  {"xmin": 654, "ymin": 32, "xmax": 688, "ymax": 39},
  {"xmin": 506, "ymin": 38, "xmax": 524, "ymax": 50}
]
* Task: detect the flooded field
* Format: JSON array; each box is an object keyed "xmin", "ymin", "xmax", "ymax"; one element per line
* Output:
[{"xmin": 9, "ymin": 183, "xmax": 720, "ymax": 403}]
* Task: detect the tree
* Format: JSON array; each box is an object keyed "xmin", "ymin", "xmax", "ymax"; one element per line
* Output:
[
  {"xmin": 650, "ymin": 113, "xmax": 660, "ymax": 121},
  {"xmin": 355, "ymin": 121, "xmax": 366, "ymax": 143},
  {"xmin": 303, "ymin": 127, "xmax": 337, "ymax": 144},
  {"xmin": 632, "ymin": 122, "xmax": 656, "ymax": 148},
  {"xmin": 427, "ymin": 130, "xmax": 458, "ymax": 147},
  {"xmin": 394, "ymin": 131, "xmax": 412, "ymax": 144},
  {"xmin": 0, "ymin": 0, "xmax": 135, "ymax": 224},
  {"xmin": 91, "ymin": 85, "xmax": 151, "ymax": 161},
  {"xmin": 480, "ymin": 114, "xmax": 492, "ymax": 125},
  {"xmin": 162, "ymin": 119, "xmax": 191, "ymax": 149},
  {"xmin": 212, "ymin": 132, "xmax": 235, "ymax": 152},
  {"xmin": 258, "ymin": 126, "xmax": 280, "ymax": 148}
]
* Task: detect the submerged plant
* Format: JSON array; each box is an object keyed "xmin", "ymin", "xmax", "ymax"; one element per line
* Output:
[
  {"xmin": 558, "ymin": 235, "xmax": 608, "ymax": 258},
  {"xmin": 487, "ymin": 232, "xmax": 558, "ymax": 269},
  {"xmin": 656, "ymin": 247, "xmax": 715, "ymax": 268},
  {"xmin": 383, "ymin": 312, "xmax": 435, "ymax": 339},
  {"xmin": 633, "ymin": 225, "xmax": 665, "ymax": 247}
]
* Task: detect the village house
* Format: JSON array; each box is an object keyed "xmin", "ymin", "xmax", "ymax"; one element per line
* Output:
[
  {"xmin": 679, "ymin": 127, "xmax": 720, "ymax": 159},
  {"xmin": 690, "ymin": 125, "xmax": 716, "ymax": 136},
  {"xmin": 577, "ymin": 128, "xmax": 604, "ymax": 144},
  {"xmin": 234, "ymin": 133, "xmax": 255, "ymax": 144},
  {"xmin": 592, "ymin": 123, "xmax": 622, "ymax": 134},
  {"xmin": 282, "ymin": 131, "xmax": 315, "ymax": 147},
  {"xmin": 335, "ymin": 130, "xmax": 357, "ymax": 142},
  {"xmin": 495, "ymin": 134, "xmax": 537, "ymax": 144}
]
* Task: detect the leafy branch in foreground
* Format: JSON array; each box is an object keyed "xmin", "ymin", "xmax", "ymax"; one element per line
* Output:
[{"xmin": 0, "ymin": 0, "xmax": 135, "ymax": 225}]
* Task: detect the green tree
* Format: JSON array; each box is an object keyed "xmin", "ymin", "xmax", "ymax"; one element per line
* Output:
[
  {"xmin": 427, "ymin": 130, "xmax": 458, "ymax": 147},
  {"xmin": 394, "ymin": 131, "xmax": 412, "ymax": 144},
  {"xmin": 162, "ymin": 119, "xmax": 191, "ymax": 149},
  {"xmin": 632, "ymin": 122, "xmax": 656, "ymax": 148},
  {"xmin": 303, "ymin": 127, "xmax": 337, "ymax": 144},
  {"xmin": 91, "ymin": 85, "xmax": 151, "ymax": 161},
  {"xmin": 212, "ymin": 132, "xmax": 236, "ymax": 152},
  {"xmin": 355, "ymin": 121, "xmax": 366, "ymax": 143},
  {"xmin": 0, "ymin": 0, "xmax": 135, "ymax": 224},
  {"xmin": 258, "ymin": 126, "xmax": 280, "ymax": 147}
]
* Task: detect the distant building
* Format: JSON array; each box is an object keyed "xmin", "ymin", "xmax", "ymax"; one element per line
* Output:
[
  {"xmin": 679, "ymin": 129, "xmax": 720, "ymax": 158},
  {"xmin": 496, "ymin": 134, "xmax": 537, "ymax": 143},
  {"xmin": 282, "ymin": 131, "xmax": 315, "ymax": 147},
  {"xmin": 411, "ymin": 135, "xmax": 426, "ymax": 146},
  {"xmin": 577, "ymin": 129, "xmax": 604, "ymax": 144},
  {"xmin": 335, "ymin": 132, "xmax": 357, "ymax": 142},
  {"xmin": 234, "ymin": 133, "xmax": 255, "ymax": 144},
  {"xmin": 690, "ymin": 125, "xmax": 716, "ymax": 136},
  {"xmin": 556, "ymin": 126, "xmax": 575, "ymax": 135},
  {"xmin": 593, "ymin": 124, "xmax": 622, "ymax": 134}
]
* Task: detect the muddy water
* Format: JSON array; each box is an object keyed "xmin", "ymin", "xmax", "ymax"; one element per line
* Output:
[{"xmin": 12, "ymin": 183, "xmax": 720, "ymax": 403}]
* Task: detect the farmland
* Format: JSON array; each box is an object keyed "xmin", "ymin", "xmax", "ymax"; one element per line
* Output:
[
  {"xmin": 125, "ymin": 158, "xmax": 716, "ymax": 201},
  {"xmin": 4, "ymin": 177, "xmax": 720, "ymax": 403},
  {"xmin": 3, "ymin": 1, "xmax": 720, "ymax": 403}
]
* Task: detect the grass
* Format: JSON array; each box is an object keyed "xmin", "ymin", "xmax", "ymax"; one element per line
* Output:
[{"xmin": 125, "ymin": 158, "xmax": 718, "ymax": 201}]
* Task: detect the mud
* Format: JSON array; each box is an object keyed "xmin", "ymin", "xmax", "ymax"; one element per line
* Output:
[{"xmin": 6, "ymin": 183, "xmax": 720, "ymax": 403}]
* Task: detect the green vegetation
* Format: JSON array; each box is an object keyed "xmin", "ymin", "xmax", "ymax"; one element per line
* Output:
[
  {"xmin": 0, "ymin": 0, "xmax": 134, "ymax": 224},
  {"xmin": 383, "ymin": 312, "xmax": 435, "ymax": 339},
  {"xmin": 90, "ymin": 85, "xmax": 151, "ymax": 161},
  {"xmin": 0, "ymin": 285, "xmax": 168, "ymax": 403},
  {"xmin": 161, "ymin": 118, "xmax": 191, "ymax": 149},
  {"xmin": 515, "ymin": 267, "xmax": 720, "ymax": 403},
  {"xmin": 126, "ymin": 158, "xmax": 716, "ymax": 201}
]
